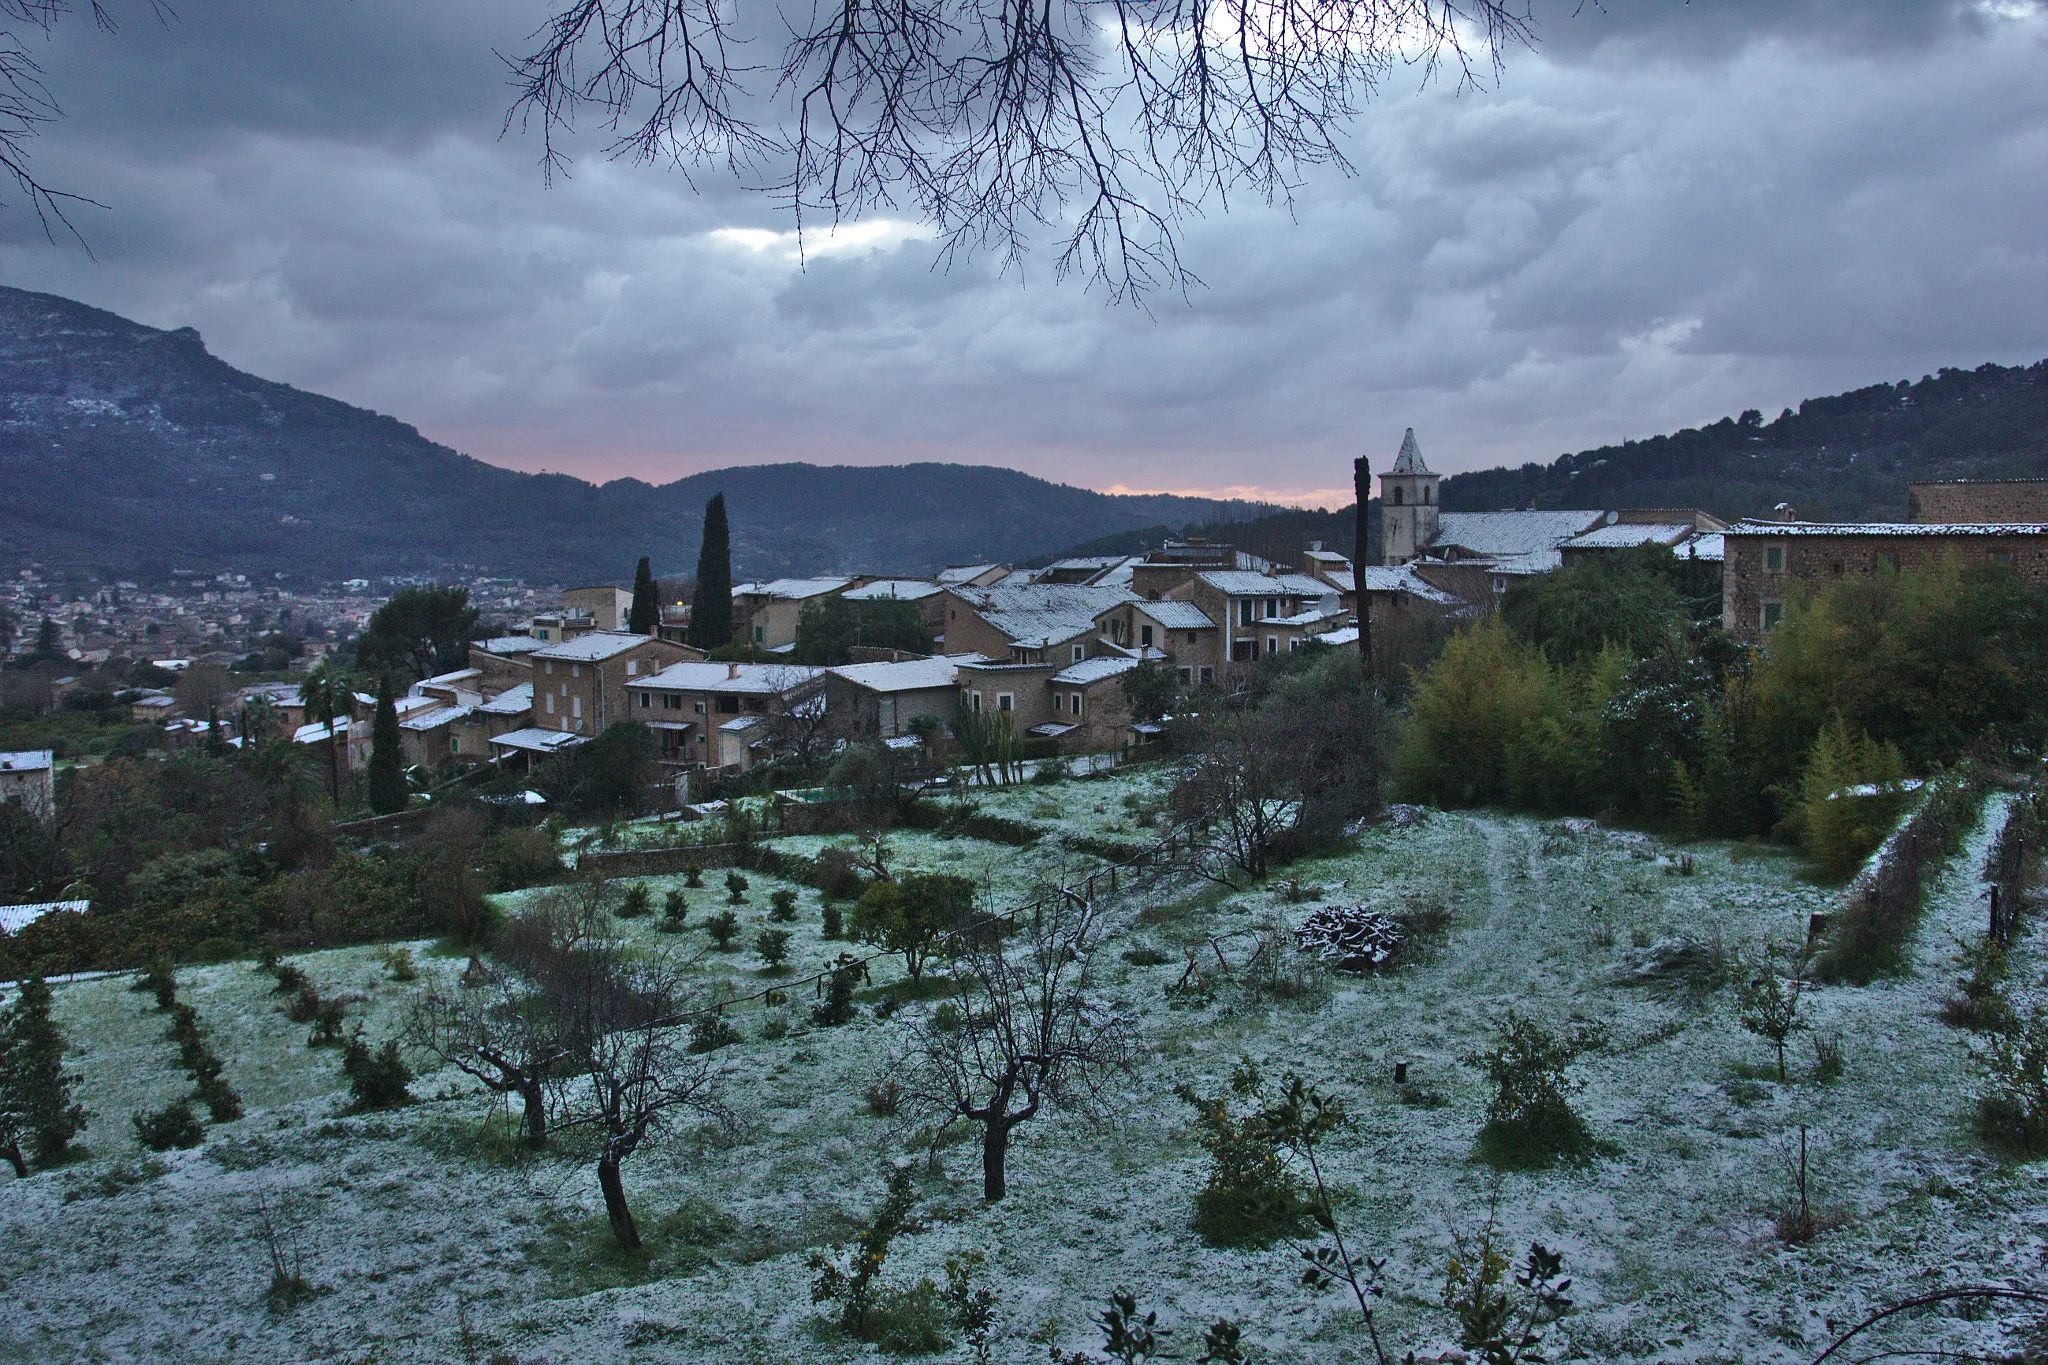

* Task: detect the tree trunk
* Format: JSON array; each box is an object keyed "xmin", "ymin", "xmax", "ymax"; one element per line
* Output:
[
  {"xmin": 598, "ymin": 1154, "xmax": 641, "ymax": 1247},
  {"xmin": 1, "ymin": 1136, "xmax": 25, "ymax": 1179},
  {"xmin": 519, "ymin": 1081, "xmax": 548, "ymax": 1148},
  {"xmin": 982, "ymin": 1119, "xmax": 1009, "ymax": 1203}
]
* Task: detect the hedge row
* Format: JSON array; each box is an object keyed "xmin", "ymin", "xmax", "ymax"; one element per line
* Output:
[{"xmin": 1815, "ymin": 773, "xmax": 1990, "ymax": 984}]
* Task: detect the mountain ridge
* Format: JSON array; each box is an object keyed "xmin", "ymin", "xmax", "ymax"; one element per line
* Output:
[{"xmin": 0, "ymin": 285, "xmax": 1247, "ymax": 583}]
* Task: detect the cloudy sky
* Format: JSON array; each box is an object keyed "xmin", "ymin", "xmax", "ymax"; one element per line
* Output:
[{"xmin": 2, "ymin": 0, "xmax": 2044, "ymax": 506}]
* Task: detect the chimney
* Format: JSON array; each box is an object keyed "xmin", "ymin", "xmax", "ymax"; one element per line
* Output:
[
  {"xmin": 1774, "ymin": 502, "xmax": 1797, "ymax": 523},
  {"xmin": 727, "ymin": 662, "xmax": 740, "ymax": 679}
]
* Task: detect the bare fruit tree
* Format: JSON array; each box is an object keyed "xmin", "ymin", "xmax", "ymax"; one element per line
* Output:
[
  {"xmin": 510, "ymin": 0, "xmax": 1534, "ymax": 298},
  {"xmin": 905, "ymin": 887, "xmax": 1135, "ymax": 1201},
  {"xmin": 402, "ymin": 970, "xmax": 569, "ymax": 1150}
]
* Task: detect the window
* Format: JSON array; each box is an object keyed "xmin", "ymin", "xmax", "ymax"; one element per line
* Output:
[
  {"xmin": 1177, "ymin": 666, "xmax": 1192, "ymax": 684},
  {"xmin": 664, "ymin": 694, "xmax": 682, "ymax": 710},
  {"xmin": 1289, "ymin": 638, "xmax": 1302, "ymax": 651},
  {"xmin": 753, "ymin": 626, "xmax": 764, "ymax": 642},
  {"xmin": 717, "ymin": 695, "xmax": 740, "ymax": 715},
  {"xmin": 544, "ymin": 693, "xmax": 554, "ymax": 714},
  {"xmin": 1185, "ymin": 632, "xmax": 1197, "ymax": 645},
  {"xmin": 1391, "ymin": 486, "xmax": 1404, "ymax": 506},
  {"xmin": 970, "ymin": 691, "xmax": 982, "ymax": 713},
  {"xmin": 1072, "ymin": 643, "xmax": 1085, "ymax": 663},
  {"xmin": 1239, "ymin": 600, "xmax": 1254, "ymax": 627},
  {"xmin": 997, "ymin": 693, "xmax": 1014, "ymax": 712},
  {"xmin": 544, "ymin": 660, "xmax": 554, "ymax": 675},
  {"xmin": 1140, "ymin": 624, "xmax": 1153, "ymax": 648},
  {"xmin": 1071, "ymin": 692, "xmax": 1083, "ymax": 716},
  {"xmin": 1993, "ymin": 551, "xmax": 2014, "ymax": 567},
  {"xmin": 1232, "ymin": 640, "xmax": 1254, "ymax": 662},
  {"xmin": 1264, "ymin": 598, "xmax": 1278, "ymax": 619},
  {"xmin": 1199, "ymin": 666, "xmax": 1214, "ymax": 684},
  {"xmin": 626, "ymin": 660, "xmax": 637, "ymax": 676},
  {"xmin": 1877, "ymin": 552, "xmax": 1897, "ymax": 573},
  {"xmin": 1764, "ymin": 546, "xmax": 1784, "ymax": 573},
  {"xmin": 536, "ymin": 628, "xmax": 551, "ymax": 641},
  {"xmin": 1762, "ymin": 601, "xmax": 1783, "ymax": 630},
  {"xmin": 638, "ymin": 692, "xmax": 650, "ymax": 708},
  {"xmin": 693, "ymin": 700, "xmax": 706, "ymax": 714},
  {"xmin": 572, "ymin": 696, "xmax": 582, "ymax": 719},
  {"xmin": 1423, "ymin": 485, "xmax": 1432, "ymax": 506},
  {"xmin": 1266, "ymin": 635, "xmax": 1279, "ymax": 656},
  {"xmin": 571, "ymin": 664, "xmax": 581, "ymax": 679},
  {"xmin": 1052, "ymin": 692, "xmax": 1063, "ymax": 712}
]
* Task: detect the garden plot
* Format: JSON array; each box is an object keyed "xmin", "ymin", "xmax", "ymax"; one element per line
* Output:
[{"xmin": 1, "ymin": 791, "xmax": 2042, "ymax": 1365}]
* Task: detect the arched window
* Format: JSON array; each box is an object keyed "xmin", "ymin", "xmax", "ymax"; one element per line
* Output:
[
  {"xmin": 1391, "ymin": 486, "xmax": 1404, "ymax": 506},
  {"xmin": 1423, "ymin": 485, "xmax": 1432, "ymax": 506}
]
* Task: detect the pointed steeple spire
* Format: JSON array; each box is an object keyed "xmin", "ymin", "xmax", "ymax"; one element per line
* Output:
[{"xmin": 1390, "ymin": 427, "xmax": 1430, "ymax": 475}]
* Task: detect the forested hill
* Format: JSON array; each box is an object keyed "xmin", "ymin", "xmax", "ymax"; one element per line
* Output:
[
  {"xmin": 1440, "ymin": 360, "xmax": 2048, "ymax": 522},
  {"xmin": 0, "ymin": 286, "xmax": 1241, "ymax": 584},
  {"xmin": 1039, "ymin": 360, "xmax": 2048, "ymax": 570}
]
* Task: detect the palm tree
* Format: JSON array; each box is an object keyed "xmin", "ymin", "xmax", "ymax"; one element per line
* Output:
[{"xmin": 299, "ymin": 659, "xmax": 352, "ymax": 802}]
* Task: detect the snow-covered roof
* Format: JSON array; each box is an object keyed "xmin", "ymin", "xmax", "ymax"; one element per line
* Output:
[
  {"xmin": 958, "ymin": 584, "xmax": 1138, "ymax": 649},
  {"xmin": 1564, "ymin": 522, "xmax": 1696, "ymax": 550},
  {"xmin": 1388, "ymin": 427, "xmax": 1431, "ymax": 475},
  {"xmin": 1194, "ymin": 571, "xmax": 1331, "ymax": 597},
  {"xmin": 479, "ymin": 683, "xmax": 534, "ymax": 715},
  {"xmin": 630, "ymin": 661, "xmax": 824, "ymax": 695},
  {"xmin": 488, "ymin": 727, "xmax": 589, "ymax": 755},
  {"xmin": 399, "ymin": 705, "xmax": 473, "ymax": 732},
  {"xmin": 1681, "ymin": 533, "xmax": 1725, "ymax": 563},
  {"xmin": 475, "ymin": 636, "xmax": 543, "ymax": 655},
  {"xmin": 841, "ymin": 579, "xmax": 942, "ymax": 602},
  {"xmin": 1430, "ymin": 510, "xmax": 1606, "ymax": 559},
  {"xmin": 292, "ymin": 719, "xmax": 347, "ymax": 745},
  {"xmin": 1726, "ymin": 520, "xmax": 2048, "ymax": 536},
  {"xmin": 938, "ymin": 564, "xmax": 1002, "ymax": 584},
  {"xmin": 1356, "ymin": 566, "xmax": 1461, "ymax": 606},
  {"xmin": 419, "ymin": 667, "xmax": 483, "ymax": 688},
  {"xmin": 0, "ymin": 750, "xmax": 53, "ymax": 773},
  {"xmin": 1272, "ymin": 608, "xmax": 1347, "ymax": 628},
  {"xmin": 1136, "ymin": 600, "xmax": 1217, "ymax": 630},
  {"xmin": 1027, "ymin": 721, "xmax": 1078, "ymax": 738},
  {"xmin": 1314, "ymin": 626, "xmax": 1361, "ymax": 647},
  {"xmin": 828, "ymin": 658, "xmax": 962, "ymax": 693},
  {"xmin": 1052, "ymin": 655, "xmax": 1142, "ymax": 685},
  {"xmin": 530, "ymin": 631, "xmax": 661, "ymax": 662},
  {"xmin": 719, "ymin": 714, "xmax": 768, "ymax": 732},
  {"xmin": 238, "ymin": 681, "xmax": 304, "ymax": 704},
  {"xmin": 0, "ymin": 900, "xmax": 87, "ymax": 935},
  {"xmin": 733, "ymin": 576, "xmax": 854, "ymax": 600}
]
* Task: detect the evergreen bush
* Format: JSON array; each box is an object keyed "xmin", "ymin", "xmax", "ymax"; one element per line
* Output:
[
  {"xmin": 812, "ymin": 964, "xmax": 860, "ymax": 1026},
  {"xmin": 769, "ymin": 889, "xmax": 799, "ymax": 921},
  {"xmin": 132, "ymin": 1099, "xmax": 204, "ymax": 1151},
  {"xmin": 660, "ymin": 890, "xmax": 689, "ymax": 933},
  {"xmin": 340, "ymin": 1034, "xmax": 414, "ymax": 1111},
  {"xmin": 1176, "ymin": 1070, "xmax": 1312, "ymax": 1247},
  {"xmin": 1977, "ymin": 1004, "xmax": 2048, "ymax": 1155},
  {"xmin": 725, "ymin": 871, "xmax": 750, "ymax": 904},
  {"xmin": 821, "ymin": 904, "xmax": 844, "ymax": 940},
  {"xmin": 616, "ymin": 884, "xmax": 651, "ymax": 919},
  {"xmin": 1468, "ymin": 1013, "xmax": 1605, "ymax": 1168},
  {"xmin": 755, "ymin": 929, "xmax": 792, "ymax": 971},
  {"xmin": 688, "ymin": 1012, "xmax": 742, "ymax": 1054},
  {"xmin": 705, "ymin": 910, "xmax": 740, "ymax": 950},
  {"xmin": 0, "ymin": 977, "xmax": 87, "ymax": 1169}
]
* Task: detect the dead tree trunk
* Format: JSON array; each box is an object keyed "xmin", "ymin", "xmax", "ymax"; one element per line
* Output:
[{"xmin": 1353, "ymin": 454, "xmax": 1373, "ymax": 687}]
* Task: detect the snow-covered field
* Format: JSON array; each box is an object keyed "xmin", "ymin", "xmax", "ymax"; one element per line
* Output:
[{"xmin": 3, "ymin": 771, "xmax": 2042, "ymax": 1364}]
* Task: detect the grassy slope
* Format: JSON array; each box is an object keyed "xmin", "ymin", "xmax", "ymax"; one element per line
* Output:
[{"xmin": 0, "ymin": 776, "xmax": 2038, "ymax": 1364}]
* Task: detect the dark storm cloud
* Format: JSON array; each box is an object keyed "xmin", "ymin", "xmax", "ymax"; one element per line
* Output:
[{"xmin": 0, "ymin": 0, "xmax": 2044, "ymax": 502}]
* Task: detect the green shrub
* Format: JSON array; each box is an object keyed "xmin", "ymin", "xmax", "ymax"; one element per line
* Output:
[
  {"xmin": 135, "ymin": 957, "xmax": 178, "ymax": 1011},
  {"xmin": 812, "ymin": 964, "xmax": 860, "ymax": 1026},
  {"xmin": 1976, "ymin": 1004, "xmax": 2048, "ymax": 1155},
  {"xmin": 688, "ymin": 1012, "xmax": 742, "ymax": 1054},
  {"xmin": 340, "ymin": 1034, "xmax": 414, "ymax": 1111},
  {"xmin": 769, "ymin": 889, "xmax": 799, "ymax": 921},
  {"xmin": 1794, "ymin": 717, "xmax": 1908, "ymax": 879},
  {"xmin": 616, "ymin": 884, "xmax": 652, "ymax": 919},
  {"xmin": 660, "ymin": 890, "xmax": 689, "ymax": 934},
  {"xmin": 725, "ymin": 871, "xmax": 750, "ymax": 904},
  {"xmin": 1176, "ymin": 1068, "xmax": 1311, "ymax": 1248},
  {"xmin": 133, "ymin": 1099, "xmax": 205, "ymax": 1151},
  {"xmin": 821, "ymin": 904, "xmax": 844, "ymax": 940},
  {"xmin": 1817, "ymin": 775, "xmax": 1985, "ymax": 983},
  {"xmin": 1468, "ymin": 1013, "xmax": 1604, "ymax": 1168},
  {"xmin": 684, "ymin": 860, "xmax": 704, "ymax": 888},
  {"xmin": 193, "ymin": 1073, "xmax": 243, "ymax": 1123},
  {"xmin": 379, "ymin": 945, "xmax": 418, "ymax": 982},
  {"xmin": 755, "ymin": 929, "xmax": 792, "ymax": 971},
  {"xmin": 1942, "ymin": 938, "xmax": 2017, "ymax": 1033},
  {"xmin": 705, "ymin": 910, "xmax": 740, "ymax": 950}
]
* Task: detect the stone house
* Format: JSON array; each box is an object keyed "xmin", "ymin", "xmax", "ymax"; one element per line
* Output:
[
  {"xmin": 937, "ymin": 563, "xmax": 1013, "ymax": 589},
  {"xmin": 956, "ymin": 660, "xmax": 1056, "ymax": 733},
  {"xmin": 939, "ymin": 583, "xmax": 1136, "ymax": 664},
  {"xmin": 0, "ymin": 750, "xmax": 55, "ymax": 827},
  {"xmin": 563, "ymin": 585, "xmax": 633, "ymax": 631},
  {"xmin": 840, "ymin": 579, "xmax": 947, "ymax": 631},
  {"xmin": 823, "ymin": 656, "xmax": 971, "ymax": 740},
  {"xmin": 1091, "ymin": 598, "xmax": 1220, "ymax": 686},
  {"xmin": 731, "ymin": 577, "xmax": 858, "ymax": 650},
  {"xmin": 1908, "ymin": 479, "xmax": 2048, "ymax": 523},
  {"xmin": 1041, "ymin": 655, "xmax": 1141, "ymax": 750},
  {"xmin": 624, "ymin": 660, "xmax": 827, "ymax": 771},
  {"xmin": 530, "ymin": 631, "xmax": 693, "ymax": 738},
  {"xmin": 468, "ymin": 636, "xmax": 545, "ymax": 693},
  {"xmin": 1165, "ymin": 570, "xmax": 1345, "ymax": 664},
  {"xmin": 1722, "ymin": 520, "xmax": 2048, "ymax": 640}
]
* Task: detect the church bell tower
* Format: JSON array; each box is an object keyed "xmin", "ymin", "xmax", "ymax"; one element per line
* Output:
[{"xmin": 1377, "ymin": 428, "xmax": 1439, "ymax": 565}]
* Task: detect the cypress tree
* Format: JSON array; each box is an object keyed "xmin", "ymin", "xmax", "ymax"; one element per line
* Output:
[
  {"xmin": 0, "ymin": 976, "xmax": 87, "ymax": 1172},
  {"xmin": 628, "ymin": 556, "xmax": 660, "ymax": 634},
  {"xmin": 367, "ymin": 674, "xmax": 407, "ymax": 815},
  {"xmin": 687, "ymin": 493, "xmax": 734, "ymax": 651}
]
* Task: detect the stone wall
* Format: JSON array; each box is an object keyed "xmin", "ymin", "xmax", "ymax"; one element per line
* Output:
[{"xmin": 1907, "ymin": 480, "xmax": 2048, "ymax": 524}]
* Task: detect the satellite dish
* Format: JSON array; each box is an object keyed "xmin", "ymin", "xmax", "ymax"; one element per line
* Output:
[{"xmin": 1605, "ymin": 510, "xmax": 1619, "ymax": 525}]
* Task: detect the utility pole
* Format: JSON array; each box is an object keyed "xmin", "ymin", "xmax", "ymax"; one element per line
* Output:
[{"xmin": 1353, "ymin": 455, "xmax": 1373, "ymax": 688}]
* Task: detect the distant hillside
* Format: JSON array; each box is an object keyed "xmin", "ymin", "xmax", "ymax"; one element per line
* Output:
[
  {"xmin": 1040, "ymin": 361, "xmax": 2048, "ymax": 568},
  {"xmin": 1440, "ymin": 361, "xmax": 2048, "ymax": 522},
  {"xmin": 0, "ymin": 287, "xmax": 1241, "ymax": 584}
]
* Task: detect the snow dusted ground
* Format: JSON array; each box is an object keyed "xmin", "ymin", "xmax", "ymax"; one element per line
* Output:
[{"xmin": 3, "ymin": 772, "xmax": 2044, "ymax": 1364}]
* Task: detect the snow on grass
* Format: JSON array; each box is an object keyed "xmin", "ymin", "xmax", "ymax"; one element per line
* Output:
[{"xmin": 2, "ymin": 785, "xmax": 2042, "ymax": 1363}]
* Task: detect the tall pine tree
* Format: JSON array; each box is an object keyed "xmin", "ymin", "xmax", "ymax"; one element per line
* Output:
[
  {"xmin": 628, "ymin": 556, "xmax": 659, "ymax": 634},
  {"xmin": 0, "ymin": 976, "xmax": 86, "ymax": 1173},
  {"xmin": 367, "ymin": 674, "xmax": 407, "ymax": 814},
  {"xmin": 687, "ymin": 494, "xmax": 734, "ymax": 650}
]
